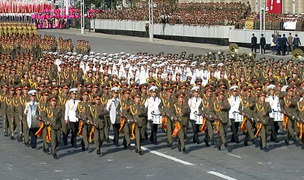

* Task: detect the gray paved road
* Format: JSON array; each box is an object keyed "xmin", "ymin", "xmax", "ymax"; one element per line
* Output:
[{"xmin": 0, "ymin": 29, "xmax": 303, "ymax": 180}]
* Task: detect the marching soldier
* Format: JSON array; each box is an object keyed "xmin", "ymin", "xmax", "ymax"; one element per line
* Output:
[
  {"xmin": 173, "ymin": 92, "xmax": 190, "ymax": 153},
  {"xmin": 106, "ymin": 87, "xmax": 121, "ymax": 146},
  {"xmin": 214, "ymin": 90, "xmax": 230, "ymax": 151},
  {"xmin": 145, "ymin": 86, "xmax": 162, "ymax": 145},
  {"xmin": 120, "ymin": 88, "xmax": 132, "ymax": 149},
  {"xmin": 64, "ymin": 88, "xmax": 80, "ymax": 148},
  {"xmin": 77, "ymin": 90, "xmax": 91, "ymax": 151},
  {"xmin": 38, "ymin": 91, "xmax": 50, "ymax": 153},
  {"xmin": 240, "ymin": 87, "xmax": 256, "ymax": 146},
  {"xmin": 283, "ymin": 85, "xmax": 299, "ymax": 146},
  {"xmin": 90, "ymin": 94, "xmax": 107, "ymax": 155},
  {"xmin": 254, "ymin": 92, "xmax": 272, "ymax": 151},
  {"xmin": 201, "ymin": 87, "xmax": 215, "ymax": 146},
  {"xmin": 45, "ymin": 96, "xmax": 62, "ymax": 159},
  {"xmin": 129, "ymin": 93, "xmax": 147, "ymax": 155}
]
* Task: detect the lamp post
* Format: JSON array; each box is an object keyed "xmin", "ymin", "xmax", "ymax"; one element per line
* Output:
[
  {"xmin": 148, "ymin": 0, "xmax": 153, "ymax": 41},
  {"xmin": 80, "ymin": 0, "xmax": 85, "ymax": 34}
]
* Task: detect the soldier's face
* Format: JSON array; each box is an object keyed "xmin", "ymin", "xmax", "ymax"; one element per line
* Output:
[
  {"xmin": 30, "ymin": 95, "xmax": 36, "ymax": 101},
  {"xmin": 151, "ymin": 91, "xmax": 156, "ymax": 98},
  {"xmin": 50, "ymin": 100, "xmax": 56, "ymax": 106},
  {"xmin": 134, "ymin": 97, "xmax": 140, "ymax": 103}
]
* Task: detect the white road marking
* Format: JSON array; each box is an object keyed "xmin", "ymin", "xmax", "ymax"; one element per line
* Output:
[
  {"xmin": 227, "ymin": 153, "xmax": 242, "ymax": 159},
  {"xmin": 141, "ymin": 146, "xmax": 194, "ymax": 166},
  {"xmin": 7, "ymin": 167, "xmax": 12, "ymax": 171},
  {"xmin": 108, "ymin": 135, "xmax": 194, "ymax": 166},
  {"xmin": 207, "ymin": 171, "xmax": 237, "ymax": 180}
]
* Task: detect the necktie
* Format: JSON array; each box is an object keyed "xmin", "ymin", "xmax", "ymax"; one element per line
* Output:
[
  {"xmin": 273, "ymin": 96, "xmax": 274, "ymax": 100},
  {"xmin": 74, "ymin": 100, "xmax": 75, "ymax": 105},
  {"xmin": 234, "ymin": 97, "xmax": 236, "ymax": 101}
]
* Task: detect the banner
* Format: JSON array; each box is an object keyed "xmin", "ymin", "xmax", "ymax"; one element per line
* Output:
[{"xmin": 267, "ymin": 0, "xmax": 282, "ymax": 14}]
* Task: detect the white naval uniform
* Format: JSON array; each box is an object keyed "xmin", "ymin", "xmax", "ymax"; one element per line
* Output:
[
  {"xmin": 64, "ymin": 99, "xmax": 80, "ymax": 122},
  {"xmin": 267, "ymin": 95, "xmax": 283, "ymax": 121},
  {"xmin": 228, "ymin": 96, "xmax": 243, "ymax": 122},
  {"xmin": 188, "ymin": 97, "xmax": 203, "ymax": 124},
  {"xmin": 24, "ymin": 101, "xmax": 39, "ymax": 128},
  {"xmin": 145, "ymin": 97, "xmax": 162, "ymax": 124},
  {"xmin": 106, "ymin": 97, "xmax": 120, "ymax": 124}
]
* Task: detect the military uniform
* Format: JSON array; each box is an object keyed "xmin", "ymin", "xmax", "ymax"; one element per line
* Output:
[
  {"xmin": 214, "ymin": 90, "xmax": 230, "ymax": 150},
  {"xmin": 90, "ymin": 95, "xmax": 107, "ymax": 155},
  {"xmin": 45, "ymin": 97, "xmax": 62, "ymax": 159},
  {"xmin": 129, "ymin": 93, "xmax": 147, "ymax": 155},
  {"xmin": 173, "ymin": 92, "xmax": 190, "ymax": 153},
  {"xmin": 254, "ymin": 92, "xmax": 271, "ymax": 150}
]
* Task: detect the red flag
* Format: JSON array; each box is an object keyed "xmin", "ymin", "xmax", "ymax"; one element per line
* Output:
[{"xmin": 267, "ymin": 0, "xmax": 282, "ymax": 14}]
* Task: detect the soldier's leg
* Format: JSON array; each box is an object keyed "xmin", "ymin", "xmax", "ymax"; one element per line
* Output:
[
  {"xmin": 269, "ymin": 119, "xmax": 277, "ymax": 141},
  {"xmin": 42, "ymin": 126, "xmax": 48, "ymax": 152},
  {"xmin": 56, "ymin": 130, "xmax": 61, "ymax": 148},
  {"xmin": 123, "ymin": 123, "xmax": 131, "ymax": 147},
  {"xmin": 51, "ymin": 129, "xmax": 56, "ymax": 154},
  {"xmin": 230, "ymin": 119, "xmax": 238, "ymax": 143},
  {"xmin": 1, "ymin": 115, "xmax": 8, "ymax": 136},
  {"xmin": 261, "ymin": 125, "xmax": 267, "ymax": 148},
  {"xmin": 104, "ymin": 117, "xmax": 111, "ymax": 142},
  {"xmin": 190, "ymin": 120, "xmax": 197, "ymax": 143},
  {"xmin": 23, "ymin": 118, "xmax": 29, "ymax": 145},
  {"xmin": 135, "ymin": 126, "xmax": 142, "ymax": 154},
  {"xmin": 151, "ymin": 124, "xmax": 158, "ymax": 144},
  {"xmin": 94, "ymin": 128, "xmax": 100, "ymax": 150},
  {"xmin": 219, "ymin": 123, "xmax": 227, "ymax": 148},
  {"xmin": 113, "ymin": 123, "xmax": 120, "ymax": 146},
  {"xmin": 17, "ymin": 115, "xmax": 23, "ymax": 141},
  {"xmin": 286, "ymin": 120, "xmax": 295, "ymax": 143},
  {"xmin": 246, "ymin": 120, "xmax": 255, "ymax": 140},
  {"xmin": 206, "ymin": 120, "xmax": 214, "ymax": 143},
  {"xmin": 100, "ymin": 129, "xmax": 104, "ymax": 147},
  {"xmin": 82, "ymin": 124, "xmax": 89, "ymax": 149},
  {"xmin": 178, "ymin": 125, "xmax": 185, "ymax": 151},
  {"xmin": 167, "ymin": 120, "xmax": 173, "ymax": 146},
  {"xmin": 8, "ymin": 116, "xmax": 15, "ymax": 139},
  {"xmin": 278, "ymin": 121, "xmax": 284, "ymax": 133},
  {"xmin": 141, "ymin": 119, "xmax": 147, "ymax": 140},
  {"xmin": 149, "ymin": 121, "xmax": 154, "ymax": 143},
  {"xmin": 61, "ymin": 119, "xmax": 69, "ymax": 145}
]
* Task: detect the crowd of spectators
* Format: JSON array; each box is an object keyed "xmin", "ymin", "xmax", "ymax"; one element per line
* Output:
[{"xmin": 92, "ymin": 1, "xmax": 251, "ymax": 27}]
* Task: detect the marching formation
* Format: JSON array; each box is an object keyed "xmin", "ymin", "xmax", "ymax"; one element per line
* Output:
[{"xmin": 1, "ymin": 33, "xmax": 304, "ymax": 160}]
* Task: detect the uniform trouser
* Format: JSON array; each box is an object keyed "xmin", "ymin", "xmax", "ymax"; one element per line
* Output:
[
  {"xmin": 167, "ymin": 120, "xmax": 173, "ymax": 145},
  {"xmin": 23, "ymin": 119, "xmax": 29, "ymax": 144},
  {"xmin": 206, "ymin": 120, "xmax": 213, "ymax": 141},
  {"xmin": 150, "ymin": 123, "xmax": 158, "ymax": 143},
  {"xmin": 245, "ymin": 119, "xmax": 255, "ymax": 140},
  {"xmin": 42, "ymin": 125, "xmax": 48, "ymax": 150},
  {"xmin": 70, "ymin": 122, "xmax": 79, "ymax": 147},
  {"xmin": 269, "ymin": 119, "xmax": 278, "ymax": 140},
  {"xmin": 15, "ymin": 115, "xmax": 23, "ymax": 139},
  {"xmin": 94, "ymin": 128, "xmax": 104, "ymax": 150},
  {"xmin": 286, "ymin": 119, "xmax": 296, "ymax": 141},
  {"xmin": 29, "ymin": 128, "xmax": 39, "ymax": 148},
  {"xmin": 123, "ymin": 123, "xmax": 131, "ymax": 145},
  {"xmin": 141, "ymin": 119, "xmax": 147, "ymax": 140},
  {"xmin": 177, "ymin": 123, "xmax": 185, "ymax": 150},
  {"xmin": 104, "ymin": 117, "xmax": 111, "ymax": 140},
  {"xmin": 61, "ymin": 119, "xmax": 70, "ymax": 145},
  {"xmin": 113, "ymin": 123, "xmax": 120, "ymax": 145},
  {"xmin": 191, "ymin": 120, "xmax": 200, "ymax": 143},
  {"xmin": 51, "ymin": 129, "xmax": 61, "ymax": 154},
  {"xmin": 230, "ymin": 119, "xmax": 239, "ymax": 142},
  {"xmin": 2, "ymin": 114, "xmax": 8, "ymax": 134},
  {"xmin": 8, "ymin": 116, "xmax": 15, "ymax": 137},
  {"xmin": 260, "ymin": 124, "xmax": 268, "ymax": 148},
  {"xmin": 135, "ymin": 125, "xmax": 142, "ymax": 152},
  {"xmin": 218, "ymin": 122, "xmax": 227, "ymax": 146},
  {"xmin": 82, "ymin": 123, "xmax": 89, "ymax": 148}
]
